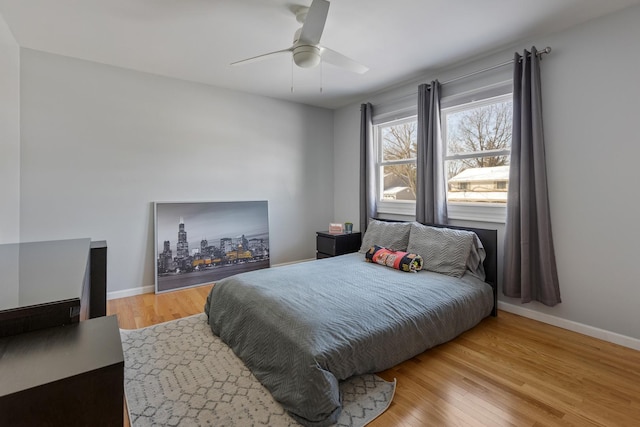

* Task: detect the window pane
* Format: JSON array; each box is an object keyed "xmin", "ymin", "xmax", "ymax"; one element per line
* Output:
[
  {"xmin": 381, "ymin": 164, "xmax": 416, "ymax": 201},
  {"xmin": 446, "ymin": 159, "xmax": 509, "ymax": 204},
  {"xmin": 381, "ymin": 121, "xmax": 417, "ymax": 162},
  {"xmin": 444, "ymin": 96, "xmax": 512, "ymax": 204},
  {"xmin": 446, "ymin": 101, "xmax": 512, "ymax": 156}
]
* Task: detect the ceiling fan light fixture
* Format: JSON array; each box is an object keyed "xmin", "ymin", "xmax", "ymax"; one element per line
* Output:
[{"xmin": 293, "ymin": 45, "xmax": 321, "ymax": 68}]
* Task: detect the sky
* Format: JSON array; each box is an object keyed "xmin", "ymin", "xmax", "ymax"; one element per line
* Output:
[{"xmin": 155, "ymin": 201, "xmax": 269, "ymax": 254}]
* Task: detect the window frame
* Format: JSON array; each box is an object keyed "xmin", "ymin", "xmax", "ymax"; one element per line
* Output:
[
  {"xmin": 374, "ymin": 115, "xmax": 418, "ymax": 216},
  {"xmin": 372, "ymin": 82, "xmax": 513, "ymax": 223},
  {"xmin": 441, "ymin": 92, "xmax": 513, "ymax": 223}
]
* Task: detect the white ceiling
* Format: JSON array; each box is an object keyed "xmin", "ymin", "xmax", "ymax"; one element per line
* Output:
[{"xmin": 1, "ymin": 0, "xmax": 639, "ymax": 109}]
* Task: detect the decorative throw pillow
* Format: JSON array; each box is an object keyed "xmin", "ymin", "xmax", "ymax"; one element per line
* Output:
[
  {"xmin": 406, "ymin": 222, "xmax": 475, "ymax": 278},
  {"xmin": 358, "ymin": 219, "xmax": 412, "ymax": 254},
  {"xmin": 365, "ymin": 245, "xmax": 423, "ymax": 273}
]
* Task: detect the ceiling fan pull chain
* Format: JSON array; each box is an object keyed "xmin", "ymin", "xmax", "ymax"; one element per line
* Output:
[
  {"xmin": 291, "ymin": 55, "xmax": 295, "ymax": 93},
  {"xmin": 320, "ymin": 59, "xmax": 323, "ymax": 93}
]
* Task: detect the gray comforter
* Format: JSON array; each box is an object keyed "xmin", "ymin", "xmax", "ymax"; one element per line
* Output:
[{"xmin": 205, "ymin": 253, "xmax": 493, "ymax": 426}]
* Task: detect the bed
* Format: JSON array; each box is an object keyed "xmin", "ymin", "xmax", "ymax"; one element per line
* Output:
[{"xmin": 205, "ymin": 220, "xmax": 497, "ymax": 426}]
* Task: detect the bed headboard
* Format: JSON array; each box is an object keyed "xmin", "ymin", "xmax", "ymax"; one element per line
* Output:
[{"xmin": 373, "ymin": 219, "xmax": 498, "ymax": 316}]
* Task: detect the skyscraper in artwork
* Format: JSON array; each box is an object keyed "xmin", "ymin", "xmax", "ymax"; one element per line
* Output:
[{"xmin": 176, "ymin": 217, "xmax": 189, "ymax": 259}]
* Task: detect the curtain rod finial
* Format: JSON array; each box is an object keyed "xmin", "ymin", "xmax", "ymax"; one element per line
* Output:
[{"xmin": 535, "ymin": 46, "xmax": 552, "ymax": 59}]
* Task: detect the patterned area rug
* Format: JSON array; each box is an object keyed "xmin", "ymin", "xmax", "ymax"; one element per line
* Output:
[{"xmin": 121, "ymin": 314, "xmax": 396, "ymax": 426}]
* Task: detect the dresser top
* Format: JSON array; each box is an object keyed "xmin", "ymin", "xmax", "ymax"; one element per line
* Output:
[{"xmin": 0, "ymin": 315, "xmax": 123, "ymax": 396}]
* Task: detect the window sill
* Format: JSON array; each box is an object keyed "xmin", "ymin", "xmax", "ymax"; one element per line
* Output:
[
  {"xmin": 376, "ymin": 200, "xmax": 416, "ymax": 217},
  {"xmin": 377, "ymin": 201, "xmax": 506, "ymax": 224},
  {"xmin": 447, "ymin": 202, "xmax": 506, "ymax": 224}
]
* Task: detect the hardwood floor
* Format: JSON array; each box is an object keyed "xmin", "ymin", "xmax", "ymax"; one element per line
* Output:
[
  {"xmin": 108, "ymin": 286, "xmax": 640, "ymax": 426},
  {"xmin": 107, "ymin": 284, "xmax": 212, "ymax": 330}
]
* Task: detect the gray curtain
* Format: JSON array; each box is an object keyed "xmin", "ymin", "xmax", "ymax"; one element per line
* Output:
[
  {"xmin": 359, "ymin": 103, "xmax": 376, "ymax": 233},
  {"xmin": 416, "ymin": 81, "xmax": 448, "ymax": 224},
  {"xmin": 503, "ymin": 47, "xmax": 561, "ymax": 306}
]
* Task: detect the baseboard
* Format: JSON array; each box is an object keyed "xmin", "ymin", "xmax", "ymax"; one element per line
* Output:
[
  {"xmin": 107, "ymin": 285, "xmax": 154, "ymax": 300},
  {"xmin": 498, "ymin": 301, "xmax": 640, "ymax": 351},
  {"xmin": 106, "ymin": 258, "xmax": 316, "ymax": 300}
]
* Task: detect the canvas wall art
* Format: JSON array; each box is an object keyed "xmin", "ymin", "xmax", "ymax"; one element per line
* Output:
[{"xmin": 154, "ymin": 201, "xmax": 270, "ymax": 293}]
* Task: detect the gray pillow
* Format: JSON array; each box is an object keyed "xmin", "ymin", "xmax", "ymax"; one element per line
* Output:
[
  {"xmin": 358, "ymin": 219, "xmax": 412, "ymax": 254},
  {"xmin": 406, "ymin": 222, "xmax": 475, "ymax": 278},
  {"xmin": 466, "ymin": 234, "xmax": 487, "ymax": 281}
]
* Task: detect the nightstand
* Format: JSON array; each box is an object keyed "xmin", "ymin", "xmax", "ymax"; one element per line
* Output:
[{"xmin": 316, "ymin": 231, "xmax": 362, "ymax": 259}]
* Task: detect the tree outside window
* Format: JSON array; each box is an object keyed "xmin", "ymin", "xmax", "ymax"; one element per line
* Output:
[
  {"xmin": 444, "ymin": 95, "xmax": 512, "ymax": 203},
  {"xmin": 378, "ymin": 118, "xmax": 417, "ymax": 201}
]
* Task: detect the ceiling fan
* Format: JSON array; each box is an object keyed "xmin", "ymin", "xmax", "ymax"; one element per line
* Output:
[{"xmin": 231, "ymin": 0, "xmax": 368, "ymax": 74}]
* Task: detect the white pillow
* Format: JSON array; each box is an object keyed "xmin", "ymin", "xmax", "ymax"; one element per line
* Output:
[
  {"xmin": 358, "ymin": 219, "xmax": 412, "ymax": 254},
  {"xmin": 406, "ymin": 222, "xmax": 475, "ymax": 278}
]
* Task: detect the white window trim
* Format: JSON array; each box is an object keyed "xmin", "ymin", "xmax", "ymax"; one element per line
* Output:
[
  {"xmin": 447, "ymin": 202, "xmax": 506, "ymax": 223},
  {"xmin": 378, "ymin": 201, "xmax": 507, "ymax": 222},
  {"xmin": 377, "ymin": 199, "xmax": 416, "ymax": 216},
  {"xmin": 375, "ymin": 115, "xmax": 417, "ymax": 217}
]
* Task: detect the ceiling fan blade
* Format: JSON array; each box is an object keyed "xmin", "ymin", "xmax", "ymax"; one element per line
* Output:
[
  {"xmin": 321, "ymin": 47, "xmax": 369, "ymax": 74},
  {"xmin": 231, "ymin": 48, "xmax": 292, "ymax": 66},
  {"xmin": 299, "ymin": 0, "xmax": 330, "ymax": 45}
]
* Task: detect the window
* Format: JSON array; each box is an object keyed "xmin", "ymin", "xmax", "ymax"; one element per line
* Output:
[
  {"xmin": 373, "ymin": 89, "xmax": 513, "ymax": 221},
  {"xmin": 375, "ymin": 116, "xmax": 417, "ymax": 215},
  {"xmin": 443, "ymin": 93, "xmax": 512, "ymax": 221}
]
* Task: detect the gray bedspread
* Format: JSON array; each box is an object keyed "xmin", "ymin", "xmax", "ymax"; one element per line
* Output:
[{"xmin": 205, "ymin": 252, "xmax": 493, "ymax": 426}]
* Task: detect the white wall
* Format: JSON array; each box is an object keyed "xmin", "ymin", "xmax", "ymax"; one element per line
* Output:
[
  {"xmin": 524, "ymin": 3, "xmax": 640, "ymax": 342},
  {"xmin": 20, "ymin": 49, "xmax": 334, "ymax": 294},
  {"xmin": 333, "ymin": 104, "xmax": 361, "ymax": 226},
  {"xmin": 0, "ymin": 13, "xmax": 20, "ymax": 243},
  {"xmin": 334, "ymin": 4, "xmax": 640, "ymax": 341}
]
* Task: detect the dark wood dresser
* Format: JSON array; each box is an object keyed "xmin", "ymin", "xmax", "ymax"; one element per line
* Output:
[
  {"xmin": 0, "ymin": 238, "xmax": 120, "ymax": 426},
  {"xmin": 0, "ymin": 315, "xmax": 124, "ymax": 426},
  {"xmin": 0, "ymin": 238, "xmax": 107, "ymax": 338}
]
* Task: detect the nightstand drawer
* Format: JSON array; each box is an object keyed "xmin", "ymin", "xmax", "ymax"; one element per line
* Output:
[{"xmin": 316, "ymin": 231, "xmax": 362, "ymax": 258}]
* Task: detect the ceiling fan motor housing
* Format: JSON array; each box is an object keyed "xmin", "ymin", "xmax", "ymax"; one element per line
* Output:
[{"xmin": 293, "ymin": 45, "xmax": 321, "ymax": 68}]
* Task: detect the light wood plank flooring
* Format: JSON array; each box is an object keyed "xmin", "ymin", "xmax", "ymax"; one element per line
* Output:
[{"xmin": 108, "ymin": 285, "xmax": 640, "ymax": 426}]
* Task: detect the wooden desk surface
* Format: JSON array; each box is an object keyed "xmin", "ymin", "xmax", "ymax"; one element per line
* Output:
[{"xmin": 0, "ymin": 315, "xmax": 123, "ymax": 397}]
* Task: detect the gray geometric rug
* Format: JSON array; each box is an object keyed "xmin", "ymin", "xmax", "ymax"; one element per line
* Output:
[{"xmin": 120, "ymin": 314, "xmax": 396, "ymax": 427}]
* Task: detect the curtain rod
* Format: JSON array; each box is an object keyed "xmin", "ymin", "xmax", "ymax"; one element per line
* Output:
[
  {"xmin": 437, "ymin": 47, "xmax": 552, "ymax": 87},
  {"xmin": 369, "ymin": 47, "xmax": 552, "ymax": 108}
]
